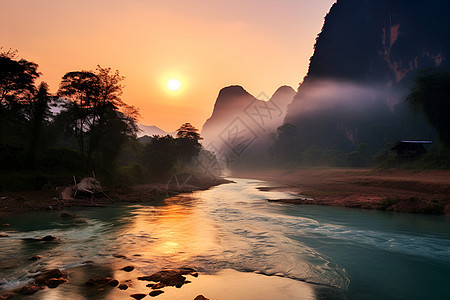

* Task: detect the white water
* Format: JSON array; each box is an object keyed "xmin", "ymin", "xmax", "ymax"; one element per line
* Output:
[{"xmin": 1, "ymin": 178, "xmax": 449, "ymax": 299}]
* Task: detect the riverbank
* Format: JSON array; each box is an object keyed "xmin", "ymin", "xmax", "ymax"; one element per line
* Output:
[
  {"xmin": 233, "ymin": 168, "xmax": 450, "ymax": 216},
  {"xmin": 0, "ymin": 177, "xmax": 231, "ymax": 218}
]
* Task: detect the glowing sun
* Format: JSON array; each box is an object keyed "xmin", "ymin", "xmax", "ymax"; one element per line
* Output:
[{"xmin": 167, "ymin": 79, "xmax": 181, "ymax": 91}]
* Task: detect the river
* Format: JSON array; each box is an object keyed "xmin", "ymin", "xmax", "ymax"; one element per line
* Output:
[{"xmin": 1, "ymin": 178, "xmax": 449, "ymax": 299}]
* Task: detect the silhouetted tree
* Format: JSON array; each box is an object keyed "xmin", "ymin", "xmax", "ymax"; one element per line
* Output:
[
  {"xmin": 57, "ymin": 66, "xmax": 138, "ymax": 171},
  {"xmin": 57, "ymin": 70, "xmax": 98, "ymax": 155},
  {"xmin": 0, "ymin": 49, "xmax": 39, "ymax": 143},
  {"xmin": 176, "ymin": 123, "xmax": 202, "ymax": 168},
  {"xmin": 26, "ymin": 82, "xmax": 53, "ymax": 166},
  {"xmin": 176, "ymin": 122, "xmax": 202, "ymax": 140},
  {"xmin": 142, "ymin": 135, "xmax": 178, "ymax": 178}
]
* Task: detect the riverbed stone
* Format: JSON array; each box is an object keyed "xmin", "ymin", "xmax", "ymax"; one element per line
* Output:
[
  {"xmin": 194, "ymin": 296, "xmax": 209, "ymax": 300},
  {"xmin": 30, "ymin": 255, "xmax": 43, "ymax": 260},
  {"xmin": 85, "ymin": 277, "xmax": 112, "ymax": 286},
  {"xmin": 41, "ymin": 235, "xmax": 57, "ymax": 241},
  {"xmin": 131, "ymin": 293, "xmax": 147, "ymax": 299},
  {"xmin": 34, "ymin": 269, "xmax": 67, "ymax": 285},
  {"xmin": 16, "ymin": 285, "xmax": 43, "ymax": 295},
  {"xmin": 118, "ymin": 283, "xmax": 129, "ymax": 290},
  {"xmin": 108, "ymin": 279, "xmax": 119, "ymax": 287},
  {"xmin": 121, "ymin": 265, "xmax": 135, "ymax": 272},
  {"xmin": 47, "ymin": 278, "xmax": 68, "ymax": 288},
  {"xmin": 138, "ymin": 268, "xmax": 199, "ymax": 289},
  {"xmin": 149, "ymin": 290, "xmax": 164, "ymax": 297},
  {"xmin": 151, "ymin": 283, "xmax": 166, "ymax": 289}
]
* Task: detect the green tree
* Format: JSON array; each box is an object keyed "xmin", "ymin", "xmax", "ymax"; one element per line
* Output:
[
  {"xmin": 345, "ymin": 143, "xmax": 371, "ymax": 167},
  {"xmin": 406, "ymin": 69, "xmax": 450, "ymax": 147}
]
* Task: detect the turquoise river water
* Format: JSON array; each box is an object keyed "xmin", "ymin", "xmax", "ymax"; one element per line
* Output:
[{"xmin": 0, "ymin": 178, "xmax": 449, "ymax": 299}]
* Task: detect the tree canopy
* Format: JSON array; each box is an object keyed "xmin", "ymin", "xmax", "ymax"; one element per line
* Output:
[{"xmin": 406, "ymin": 69, "xmax": 450, "ymax": 147}]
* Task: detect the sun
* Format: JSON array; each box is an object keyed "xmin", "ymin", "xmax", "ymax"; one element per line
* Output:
[{"xmin": 167, "ymin": 79, "xmax": 181, "ymax": 91}]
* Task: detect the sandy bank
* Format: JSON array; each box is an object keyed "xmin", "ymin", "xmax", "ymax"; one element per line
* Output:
[
  {"xmin": 0, "ymin": 178, "xmax": 231, "ymax": 218},
  {"xmin": 233, "ymin": 168, "xmax": 450, "ymax": 215}
]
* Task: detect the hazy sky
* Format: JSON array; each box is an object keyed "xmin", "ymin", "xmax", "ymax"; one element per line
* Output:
[{"xmin": 1, "ymin": 0, "xmax": 335, "ymax": 131}]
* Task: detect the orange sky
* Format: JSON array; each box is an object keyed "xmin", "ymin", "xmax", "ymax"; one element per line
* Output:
[{"xmin": 0, "ymin": 0, "xmax": 335, "ymax": 132}]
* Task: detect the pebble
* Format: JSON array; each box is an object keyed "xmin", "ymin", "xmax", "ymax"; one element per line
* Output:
[
  {"xmin": 16, "ymin": 285, "xmax": 42, "ymax": 295},
  {"xmin": 108, "ymin": 280, "xmax": 119, "ymax": 287},
  {"xmin": 121, "ymin": 266, "xmax": 135, "ymax": 272},
  {"xmin": 149, "ymin": 290, "xmax": 164, "ymax": 297},
  {"xmin": 41, "ymin": 235, "xmax": 56, "ymax": 241}
]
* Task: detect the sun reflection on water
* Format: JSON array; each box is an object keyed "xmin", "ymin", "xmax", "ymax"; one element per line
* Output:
[{"xmin": 117, "ymin": 194, "xmax": 221, "ymax": 267}]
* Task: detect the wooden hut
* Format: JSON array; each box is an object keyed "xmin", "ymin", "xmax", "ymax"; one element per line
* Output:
[{"xmin": 390, "ymin": 141, "xmax": 432, "ymax": 158}]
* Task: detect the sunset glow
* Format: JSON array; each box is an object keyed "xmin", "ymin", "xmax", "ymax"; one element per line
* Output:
[{"xmin": 0, "ymin": 0, "xmax": 335, "ymax": 131}]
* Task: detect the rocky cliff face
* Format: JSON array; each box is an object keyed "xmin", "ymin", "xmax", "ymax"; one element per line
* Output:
[
  {"xmin": 302, "ymin": 0, "xmax": 450, "ymax": 84},
  {"xmin": 284, "ymin": 0, "xmax": 449, "ymax": 151},
  {"xmin": 201, "ymin": 85, "xmax": 295, "ymax": 165}
]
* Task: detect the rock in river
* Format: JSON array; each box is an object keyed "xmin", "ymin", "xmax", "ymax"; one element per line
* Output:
[
  {"xmin": 16, "ymin": 285, "xmax": 43, "ymax": 295},
  {"xmin": 85, "ymin": 277, "xmax": 113, "ymax": 287},
  {"xmin": 149, "ymin": 290, "xmax": 164, "ymax": 297},
  {"xmin": 121, "ymin": 265, "xmax": 135, "ymax": 272},
  {"xmin": 34, "ymin": 269, "xmax": 67, "ymax": 285},
  {"xmin": 47, "ymin": 278, "xmax": 68, "ymax": 288}
]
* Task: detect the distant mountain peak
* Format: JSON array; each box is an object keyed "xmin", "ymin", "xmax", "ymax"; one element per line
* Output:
[{"xmin": 137, "ymin": 124, "xmax": 169, "ymax": 138}]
